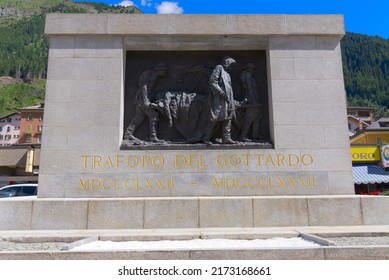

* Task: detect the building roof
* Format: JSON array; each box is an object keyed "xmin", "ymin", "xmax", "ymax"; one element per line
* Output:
[
  {"xmin": 347, "ymin": 106, "xmax": 373, "ymax": 111},
  {"xmin": 0, "ymin": 149, "xmax": 28, "ymax": 167},
  {"xmin": 0, "ymin": 146, "xmax": 40, "ymax": 167},
  {"xmin": 347, "ymin": 115, "xmax": 369, "ymax": 126},
  {"xmin": 366, "ymin": 117, "xmax": 389, "ymax": 131},
  {"xmin": 0, "ymin": 112, "xmax": 21, "ymax": 120},
  {"xmin": 353, "ymin": 164, "xmax": 389, "ymax": 185},
  {"xmin": 20, "ymin": 103, "xmax": 44, "ymax": 110}
]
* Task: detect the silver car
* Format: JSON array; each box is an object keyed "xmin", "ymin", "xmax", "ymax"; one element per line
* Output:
[{"xmin": 0, "ymin": 184, "xmax": 38, "ymax": 198}]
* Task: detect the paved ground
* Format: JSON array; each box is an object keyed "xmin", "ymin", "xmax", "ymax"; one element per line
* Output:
[
  {"xmin": 1, "ymin": 225, "xmax": 389, "ymax": 252},
  {"xmin": 0, "ymin": 241, "xmax": 65, "ymax": 251},
  {"xmin": 327, "ymin": 236, "xmax": 389, "ymax": 246}
]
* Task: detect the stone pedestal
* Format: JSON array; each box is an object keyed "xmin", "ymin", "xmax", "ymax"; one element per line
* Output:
[
  {"xmin": 40, "ymin": 14, "xmax": 353, "ymax": 199},
  {"xmin": 2, "ymin": 14, "xmax": 386, "ymax": 231}
]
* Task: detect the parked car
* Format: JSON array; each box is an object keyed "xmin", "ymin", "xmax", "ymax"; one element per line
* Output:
[
  {"xmin": 0, "ymin": 184, "xmax": 38, "ymax": 198},
  {"xmin": 379, "ymin": 190, "xmax": 389, "ymax": 196}
]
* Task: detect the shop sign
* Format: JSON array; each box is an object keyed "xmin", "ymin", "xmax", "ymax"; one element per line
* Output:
[
  {"xmin": 381, "ymin": 144, "xmax": 389, "ymax": 168},
  {"xmin": 350, "ymin": 146, "xmax": 380, "ymax": 162}
]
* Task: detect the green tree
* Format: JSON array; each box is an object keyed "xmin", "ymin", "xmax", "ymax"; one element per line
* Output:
[{"xmin": 341, "ymin": 33, "xmax": 389, "ymax": 116}]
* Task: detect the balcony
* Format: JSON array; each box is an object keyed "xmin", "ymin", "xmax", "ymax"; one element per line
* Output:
[{"xmin": 25, "ymin": 125, "xmax": 33, "ymax": 134}]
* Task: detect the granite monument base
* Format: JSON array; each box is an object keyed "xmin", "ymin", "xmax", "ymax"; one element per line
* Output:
[{"xmin": 1, "ymin": 195, "xmax": 389, "ymax": 230}]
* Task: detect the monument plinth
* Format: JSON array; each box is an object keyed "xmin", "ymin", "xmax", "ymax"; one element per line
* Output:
[
  {"xmin": 40, "ymin": 14, "xmax": 352, "ymax": 199},
  {"xmin": 2, "ymin": 14, "xmax": 388, "ymax": 231}
]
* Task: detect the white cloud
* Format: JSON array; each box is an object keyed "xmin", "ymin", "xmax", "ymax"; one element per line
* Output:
[
  {"xmin": 156, "ymin": 2, "xmax": 184, "ymax": 14},
  {"xmin": 116, "ymin": 1, "xmax": 135, "ymax": 7},
  {"xmin": 141, "ymin": 0, "xmax": 153, "ymax": 7}
]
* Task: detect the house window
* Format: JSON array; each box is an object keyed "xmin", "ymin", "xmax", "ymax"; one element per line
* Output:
[
  {"xmin": 14, "ymin": 126, "xmax": 20, "ymax": 130},
  {"xmin": 27, "ymin": 114, "xmax": 33, "ymax": 121},
  {"xmin": 38, "ymin": 135, "xmax": 42, "ymax": 143},
  {"xmin": 39, "ymin": 115, "xmax": 43, "ymax": 121},
  {"xmin": 7, "ymin": 117, "xmax": 12, "ymax": 122},
  {"xmin": 5, "ymin": 135, "xmax": 11, "ymax": 140},
  {"xmin": 7, "ymin": 126, "xmax": 11, "ymax": 133},
  {"xmin": 0, "ymin": 127, "xmax": 2, "ymax": 132},
  {"xmin": 25, "ymin": 135, "xmax": 32, "ymax": 143},
  {"xmin": 38, "ymin": 125, "xmax": 43, "ymax": 132},
  {"xmin": 380, "ymin": 122, "xmax": 389, "ymax": 128},
  {"xmin": 0, "ymin": 135, "xmax": 3, "ymax": 140},
  {"xmin": 359, "ymin": 111, "xmax": 371, "ymax": 117}
]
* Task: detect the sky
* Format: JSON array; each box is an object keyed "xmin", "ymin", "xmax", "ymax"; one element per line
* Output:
[{"xmin": 74, "ymin": 0, "xmax": 389, "ymax": 39}]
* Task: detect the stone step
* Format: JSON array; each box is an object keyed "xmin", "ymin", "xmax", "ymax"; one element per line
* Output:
[
  {"xmin": 1, "ymin": 225, "xmax": 389, "ymax": 241},
  {"xmin": 1, "ymin": 195, "xmax": 389, "ymax": 230},
  {"xmin": 1, "ymin": 226, "xmax": 389, "ymax": 259}
]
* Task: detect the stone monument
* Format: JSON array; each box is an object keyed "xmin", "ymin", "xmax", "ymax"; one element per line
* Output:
[{"xmin": 1, "ymin": 14, "xmax": 388, "ymax": 230}]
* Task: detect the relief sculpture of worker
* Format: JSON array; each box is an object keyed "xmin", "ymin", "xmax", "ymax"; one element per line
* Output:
[
  {"xmin": 123, "ymin": 63, "xmax": 168, "ymax": 143},
  {"xmin": 203, "ymin": 56, "xmax": 237, "ymax": 145},
  {"xmin": 239, "ymin": 63, "xmax": 262, "ymax": 142}
]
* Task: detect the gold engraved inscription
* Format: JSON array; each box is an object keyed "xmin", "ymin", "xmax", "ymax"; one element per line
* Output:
[
  {"xmin": 79, "ymin": 177, "xmax": 174, "ymax": 191},
  {"xmin": 79, "ymin": 153, "xmax": 317, "ymax": 192},
  {"xmin": 213, "ymin": 177, "xmax": 315, "ymax": 189},
  {"xmin": 81, "ymin": 153, "xmax": 313, "ymax": 170},
  {"xmin": 174, "ymin": 154, "xmax": 208, "ymax": 169},
  {"xmin": 215, "ymin": 153, "xmax": 313, "ymax": 168},
  {"xmin": 81, "ymin": 155, "xmax": 165, "ymax": 169}
]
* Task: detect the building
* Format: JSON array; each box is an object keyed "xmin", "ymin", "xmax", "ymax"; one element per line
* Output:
[
  {"xmin": 0, "ymin": 104, "xmax": 44, "ymax": 186},
  {"xmin": 350, "ymin": 117, "xmax": 389, "ymax": 145},
  {"xmin": 0, "ymin": 144, "xmax": 40, "ymax": 187},
  {"xmin": 347, "ymin": 115, "xmax": 369, "ymax": 136},
  {"xmin": 350, "ymin": 118, "xmax": 389, "ymax": 194},
  {"xmin": 351, "ymin": 145, "xmax": 389, "ymax": 194},
  {"xmin": 0, "ymin": 112, "xmax": 21, "ymax": 146},
  {"xmin": 18, "ymin": 104, "xmax": 44, "ymax": 144},
  {"xmin": 347, "ymin": 106, "xmax": 375, "ymax": 124}
]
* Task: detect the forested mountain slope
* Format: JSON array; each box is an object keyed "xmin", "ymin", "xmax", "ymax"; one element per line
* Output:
[
  {"xmin": 0, "ymin": 1, "xmax": 388, "ymax": 117},
  {"xmin": 341, "ymin": 32, "xmax": 389, "ymax": 116},
  {"xmin": 0, "ymin": 0, "xmax": 141, "ymax": 116}
]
